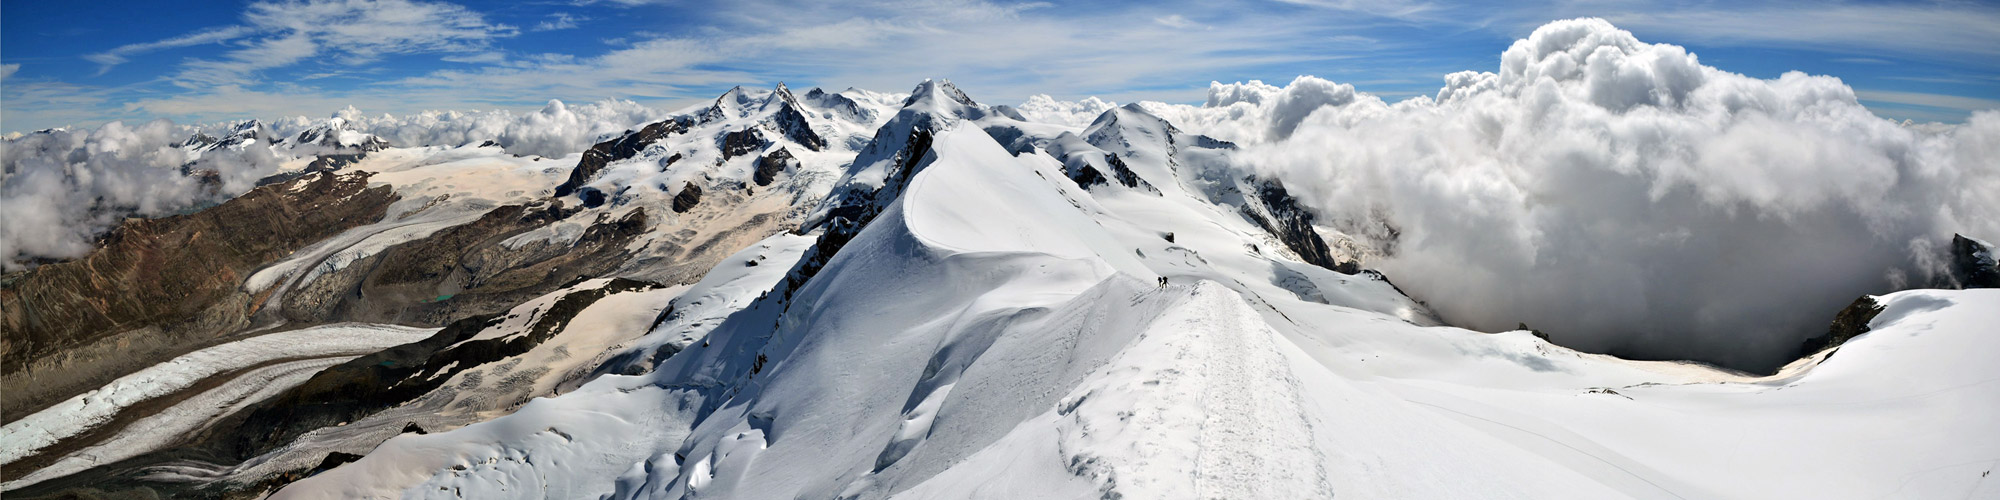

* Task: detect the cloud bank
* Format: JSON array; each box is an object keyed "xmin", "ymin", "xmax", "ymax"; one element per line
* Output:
[
  {"xmin": 1145, "ymin": 18, "xmax": 2000, "ymax": 371},
  {"xmin": 298, "ymin": 99, "xmax": 666, "ymax": 159},
  {"xmin": 1, "ymin": 99, "xmax": 663, "ymax": 270},
  {"xmin": 0, "ymin": 121, "xmax": 283, "ymax": 268}
]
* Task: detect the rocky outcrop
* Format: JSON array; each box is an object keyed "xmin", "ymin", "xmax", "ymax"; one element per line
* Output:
[
  {"xmin": 770, "ymin": 99, "xmax": 828, "ymax": 152},
  {"xmin": 721, "ymin": 127, "xmax": 767, "ymax": 160},
  {"xmin": 0, "ymin": 172, "xmax": 397, "ymax": 418},
  {"xmin": 1798, "ymin": 296, "xmax": 1886, "ymax": 357},
  {"xmin": 1240, "ymin": 179, "xmax": 1356, "ymax": 274},
  {"xmin": 754, "ymin": 148, "xmax": 798, "ymax": 186},
  {"xmin": 174, "ymin": 132, "xmax": 219, "ymax": 149},
  {"xmin": 1067, "ymin": 160, "xmax": 1109, "ymax": 188},
  {"xmin": 553, "ymin": 116, "xmax": 695, "ymax": 198},
  {"xmin": 1951, "ymin": 234, "xmax": 1998, "ymax": 288},
  {"xmin": 1061, "ymin": 153, "xmax": 1155, "ymax": 193},
  {"xmin": 254, "ymin": 152, "xmax": 371, "ymax": 186},
  {"xmin": 673, "ymin": 182, "xmax": 704, "ymax": 213},
  {"xmin": 1103, "ymin": 153, "xmax": 1155, "ymax": 192}
]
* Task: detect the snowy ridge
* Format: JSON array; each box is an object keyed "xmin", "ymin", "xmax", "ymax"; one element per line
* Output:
[
  {"xmin": 269, "ymin": 74, "xmax": 1997, "ymax": 499},
  {"xmin": 5, "ymin": 18, "xmax": 1996, "ymax": 500}
]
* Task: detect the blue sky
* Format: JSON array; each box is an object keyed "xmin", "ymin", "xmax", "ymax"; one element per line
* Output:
[{"xmin": 3, "ymin": 0, "xmax": 1997, "ymax": 133}]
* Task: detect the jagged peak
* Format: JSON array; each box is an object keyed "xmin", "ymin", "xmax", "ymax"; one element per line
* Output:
[
  {"xmin": 764, "ymin": 81, "xmax": 805, "ymax": 113},
  {"xmin": 903, "ymin": 79, "xmax": 977, "ymax": 109},
  {"xmin": 289, "ymin": 116, "xmax": 389, "ymax": 152},
  {"xmin": 703, "ymin": 86, "xmax": 755, "ymax": 121}
]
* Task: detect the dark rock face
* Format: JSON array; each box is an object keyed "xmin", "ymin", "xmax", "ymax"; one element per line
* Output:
[
  {"xmin": 1067, "ymin": 162, "xmax": 1108, "ymax": 188},
  {"xmin": 768, "ymin": 99, "xmax": 827, "ymax": 152},
  {"xmin": 1951, "ymin": 234, "xmax": 1998, "ymax": 289},
  {"xmin": 789, "ymin": 126, "xmax": 936, "ymax": 304},
  {"xmin": 673, "ymin": 183, "xmax": 704, "ymax": 213},
  {"xmin": 554, "ymin": 116, "xmax": 695, "ymax": 198},
  {"xmin": 175, "ymin": 132, "xmax": 218, "ymax": 148},
  {"xmin": 1102, "ymin": 153, "xmax": 1156, "ymax": 192},
  {"xmin": 1799, "ymin": 296, "xmax": 1887, "ymax": 357},
  {"xmin": 578, "ymin": 186, "xmax": 608, "ymax": 208},
  {"xmin": 0, "ymin": 172, "xmax": 397, "ymax": 417},
  {"xmin": 721, "ymin": 128, "xmax": 767, "ymax": 160},
  {"xmin": 1240, "ymin": 179, "xmax": 1356, "ymax": 274},
  {"xmin": 754, "ymin": 148, "xmax": 798, "ymax": 187},
  {"xmin": 254, "ymin": 153, "xmax": 372, "ymax": 187}
]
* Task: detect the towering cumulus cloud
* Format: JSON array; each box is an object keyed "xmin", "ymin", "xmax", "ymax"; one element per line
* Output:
[
  {"xmin": 1148, "ymin": 18, "xmax": 2000, "ymax": 372},
  {"xmin": 0, "ymin": 99, "xmax": 661, "ymax": 270}
]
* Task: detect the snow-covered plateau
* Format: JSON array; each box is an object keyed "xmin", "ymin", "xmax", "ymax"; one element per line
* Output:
[{"xmin": 2, "ymin": 18, "xmax": 1996, "ymax": 500}]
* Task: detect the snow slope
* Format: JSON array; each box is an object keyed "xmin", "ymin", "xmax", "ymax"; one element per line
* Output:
[
  {"xmin": 270, "ymin": 80, "xmax": 2000, "ymax": 499},
  {"xmin": 14, "ymin": 24, "xmax": 1991, "ymax": 495}
]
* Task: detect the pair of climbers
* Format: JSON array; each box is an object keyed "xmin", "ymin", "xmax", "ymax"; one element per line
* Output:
[{"xmin": 1157, "ymin": 276, "xmax": 1168, "ymax": 288}]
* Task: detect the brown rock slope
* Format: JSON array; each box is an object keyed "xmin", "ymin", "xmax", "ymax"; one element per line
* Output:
[{"xmin": 1, "ymin": 172, "xmax": 397, "ymax": 420}]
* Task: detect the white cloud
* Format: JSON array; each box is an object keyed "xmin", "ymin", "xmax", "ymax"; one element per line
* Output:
[
  {"xmin": 1014, "ymin": 94, "xmax": 1118, "ymax": 127},
  {"xmin": 108, "ymin": 0, "xmax": 518, "ymax": 86},
  {"xmin": 318, "ymin": 98, "xmax": 665, "ymax": 158},
  {"xmin": 1154, "ymin": 14, "xmax": 1199, "ymax": 29},
  {"xmin": 1272, "ymin": 0, "xmax": 1437, "ymax": 20},
  {"xmin": 83, "ymin": 25, "xmax": 256, "ymax": 73},
  {"xmin": 1146, "ymin": 18, "xmax": 2000, "ymax": 371},
  {"xmin": 0, "ymin": 119, "xmax": 287, "ymax": 269},
  {"xmin": 533, "ymin": 12, "xmax": 585, "ymax": 31}
]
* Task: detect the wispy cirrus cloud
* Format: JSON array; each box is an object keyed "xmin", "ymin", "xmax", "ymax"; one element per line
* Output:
[
  {"xmin": 94, "ymin": 0, "xmax": 516, "ymax": 88},
  {"xmin": 533, "ymin": 13, "xmax": 586, "ymax": 31},
  {"xmin": 7, "ymin": 0, "xmax": 1999, "ymax": 132},
  {"xmin": 84, "ymin": 25, "xmax": 254, "ymax": 74}
]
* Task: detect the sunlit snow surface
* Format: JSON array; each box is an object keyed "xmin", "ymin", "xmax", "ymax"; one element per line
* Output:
[
  {"xmin": 273, "ymin": 121, "xmax": 1998, "ymax": 499},
  {"xmin": 12, "ymin": 18, "xmax": 1994, "ymax": 499}
]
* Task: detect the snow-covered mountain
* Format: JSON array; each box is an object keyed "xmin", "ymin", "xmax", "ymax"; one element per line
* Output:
[{"xmin": 3, "ymin": 18, "xmax": 1997, "ymax": 500}]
